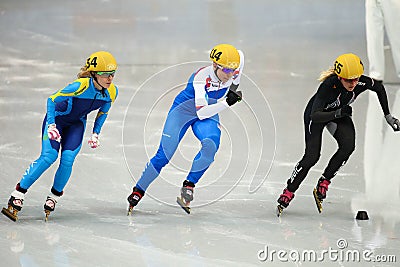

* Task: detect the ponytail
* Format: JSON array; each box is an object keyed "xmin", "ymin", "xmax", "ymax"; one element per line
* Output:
[
  {"xmin": 318, "ymin": 67, "xmax": 336, "ymax": 82},
  {"xmin": 77, "ymin": 65, "xmax": 91, "ymax": 78}
]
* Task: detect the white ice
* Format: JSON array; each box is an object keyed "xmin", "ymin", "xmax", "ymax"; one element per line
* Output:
[{"xmin": 0, "ymin": 1, "xmax": 399, "ymax": 266}]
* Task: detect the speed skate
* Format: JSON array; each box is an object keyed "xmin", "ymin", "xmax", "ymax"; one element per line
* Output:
[
  {"xmin": 2, "ymin": 206, "xmax": 19, "ymax": 222},
  {"xmin": 176, "ymin": 197, "xmax": 191, "ymax": 214},
  {"xmin": 313, "ymin": 188, "xmax": 323, "ymax": 213},
  {"xmin": 276, "ymin": 205, "xmax": 284, "ymax": 217},
  {"xmin": 2, "ymin": 206, "xmax": 55, "ymax": 222},
  {"xmin": 127, "ymin": 205, "xmax": 134, "ymax": 216}
]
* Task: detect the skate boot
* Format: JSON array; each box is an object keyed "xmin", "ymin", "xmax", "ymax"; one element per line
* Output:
[
  {"xmin": 276, "ymin": 188, "xmax": 295, "ymax": 217},
  {"xmin": 2, "ymin": 190, "xmax": 25, "ymax": 222},
  {"xmin": 313, "ymin": 177, "xmax": 331, "ymax": 213},
  {"xmin": 176, "ymin": 180, "xmax": 195, "ymax": 214},
  {"xmin": 44, "ymin": 190, "xmax": 62, "ymax": 222},
  {"xmin": 127, "ymin": 187, "xmax": 145, "ymax": 215}
]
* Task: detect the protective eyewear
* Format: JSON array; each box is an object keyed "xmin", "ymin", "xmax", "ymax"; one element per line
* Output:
[
  {"xmin": 343, "ymin": 77, "xmax": 359, "ymax": 83},
  {"xmin": 217, "ymin": 65, "xmax": 236, "ymax": 74},
  {"xmin": 96, "ymin": 71, "xmax": 116, "ymax": 78}
]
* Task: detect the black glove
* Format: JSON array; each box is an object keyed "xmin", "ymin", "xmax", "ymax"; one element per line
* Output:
[
  {"xmin": 334, "ymin": 105, "xmax": 352, "ymax": 118},
  {"xmin": 385, "ymin": 114, "xmax": 400, "ymax": 131},
  {"xmin": 226, "ymin": 90, "xmax": 242, "ymax": 106}
]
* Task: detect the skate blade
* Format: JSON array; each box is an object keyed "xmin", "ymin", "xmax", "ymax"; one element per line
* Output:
[
  {"xmin": 127, "ymin": 206, "xmax": 133, "ymax": 216},
  {"xmin": 176, "ymin": 197, "xmax": 191, "ymax": 214},
  {"xmin": 2, "ymin": 207, "xmax": 18, "ymax": 222},
  {"xmin": 44, "ymin": 210, "xmax": 51, "ymax": 222},
  {"xmin": 276, "ymin": 205, "xmax": 284, "ymax": 217},
  {"xmin": 313, "ymin": 188, "xmax": 323, "ymax": 213}
]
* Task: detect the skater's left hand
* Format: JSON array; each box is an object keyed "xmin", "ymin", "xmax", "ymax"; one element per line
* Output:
[
  {"xmin": 385, "ymin": 114, "xmax": 400, "ymax": 132},
  {"xmin": 226, "ymin": 90, "xmax": 242, "ymax": 106},
  {"xmin": 88, "ymin": 133, "xmax": 100, "ymax": 148}
]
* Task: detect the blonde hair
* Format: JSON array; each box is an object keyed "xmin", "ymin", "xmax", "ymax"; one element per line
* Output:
[
  {"xmin": 77, "ymin": 65, "xmax": 91, "ymax": 78},
  {"xmin": 318, "ymin": 66, "xmax": 336, "ymax": 82}
]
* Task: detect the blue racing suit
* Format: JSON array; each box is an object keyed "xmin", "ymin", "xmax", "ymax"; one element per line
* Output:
[
  {"xmin": 136, "ymin": 51, "xmax": 244, "ymax": 191},
  {"xmin": 19, "ymin": 77, "xmax": 118, "ymax": 193}
]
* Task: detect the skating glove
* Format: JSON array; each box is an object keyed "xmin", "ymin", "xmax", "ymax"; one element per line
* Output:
[
  {"xmin": 88, "ymin": 133, "xmax": 100, "ymax": 148},
  {"xmin": 47, "ymin": 124, "xmax": 61, "ymax": 142},
  {"xmin": 334, "ymin": 105, "xmax": 352, "ymax": 118},
  {"xmin": 385, "ymin": 114, "xmax": 400, "ymax": 131},
  {"xmin": 226, "ymin": 90, "xmax": 242, "ymax": 106}
]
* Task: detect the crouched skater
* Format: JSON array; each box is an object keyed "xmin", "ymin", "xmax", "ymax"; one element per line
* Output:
[
  {"xmin": 127, "ymin": 44, "xmax": 245, "ymax": 214},
  {"xmin": 276, "ymin": 53, "xmax": 399, "ymax": 216},
  {"xmin": 2, "ymin": 51, "xmax": 118, "ymax": 221}
]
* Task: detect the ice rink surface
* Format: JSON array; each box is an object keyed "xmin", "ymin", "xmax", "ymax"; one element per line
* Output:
[{"xmin": 0, "ymin": 0, "xmax": 399, "ymax": 266}]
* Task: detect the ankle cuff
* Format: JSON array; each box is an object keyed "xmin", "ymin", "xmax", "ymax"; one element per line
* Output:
[
  {"xmin": 51, "ymin": 187, "xmax": 64, "ymax": 197},
  {"xmin": 183, "ymin": 180, "xmax": 195, "ymax": 188},
  {"xmin": 16, "ymin": 183, "xmax": 28, "ymax": 194},
  {"xmin": 11, "ymin": 190, "xmax": 25, "ymax": 199},
  {"xmin": 48, "ymin": 192, "xmax": 61, "ymax": 203}
]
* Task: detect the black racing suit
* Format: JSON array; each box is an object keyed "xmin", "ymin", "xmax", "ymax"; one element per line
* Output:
[{"xmin": 286, "ymin": 74, "xmax": 390, "ymax": 193}]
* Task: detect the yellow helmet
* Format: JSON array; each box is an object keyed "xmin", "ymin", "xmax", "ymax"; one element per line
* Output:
[
  {"xmin": 85, "ymin": 51, "xmax": 117, "ymax": 72},
  {"xmin": 209, "ymin": 44, "xmax": 240, "ymax": 70},
  {"xmin": 334, "ymin": 53, "xmax": 364, "ymax": 79}
]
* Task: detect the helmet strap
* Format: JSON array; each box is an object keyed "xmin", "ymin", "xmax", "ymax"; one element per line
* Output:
[
  {"xmin": 213, "ymin": 65, "xmax": 222, "ymax": 82},
  {"xmin": 90, "ymin": 72, "xmax": 107, "ymax": 96}
]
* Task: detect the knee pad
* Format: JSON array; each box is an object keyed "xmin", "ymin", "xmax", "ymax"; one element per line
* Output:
[
  {"xmin": 150, "ymin": 148, "xmax": 170, "ymax": 171},
  {"xmin": 339, "ymin": 143, "xmax": 355, "ymax": 158},
  {"xmin": 200, "ymin": 137, "xmax": 219, "ymax": 160},
  {"xmin": 60, "ymin": 150, "xmax": 77, "ymax": 167},
  {"xmin": 301, "ymin": 153, "xmax": 321, "ymax": 168},
  {"xmin": 41, "ymin": 149, "xmax": 58, "ymax": 165},
  {"xmin": 207, "ymin": 135, "xmax": 221, "ymax": 150}
]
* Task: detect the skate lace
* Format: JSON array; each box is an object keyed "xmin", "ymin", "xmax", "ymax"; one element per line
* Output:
[
  {"xmin": 181, "ymin": 186, "xmax": 194, "ymax": 202},
  {"xmin": 132, "ymin": 192, "xmax": 142, "ymax": 201},
  {"xmin": 280, "ymin": 189, "xmax": 294, "ymax": 203},
  {"xmin": 13, "ymin": 199, "xmax": 23, "ymax": 207},
  {"xmin": 183, "ymin": 187, "xmax": 193, "ymax": 196},
  {"xmin": 318, "ymin": 180, "xmax": 330, "ymax": 195},
  {"xmin": 45, "ymin": 198, "xmax": 56, "ymax": 209}
]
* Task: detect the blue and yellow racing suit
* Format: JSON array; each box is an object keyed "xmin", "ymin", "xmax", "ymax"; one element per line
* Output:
[{"xmin": 19, "ymin": 77, "xmax": 118, "ymax": 194}]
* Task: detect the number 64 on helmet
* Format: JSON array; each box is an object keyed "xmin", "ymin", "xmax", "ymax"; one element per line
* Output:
[{"xmin": 85, "ymin": 51, "xmax": 117, "ymax": 72}]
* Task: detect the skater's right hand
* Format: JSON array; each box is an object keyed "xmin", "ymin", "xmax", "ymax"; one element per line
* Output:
[
  {"xmin": 47, "ymin": 124, "xmax": 61, "ymax": 142},
  {"xmin": 88, "ymin": 133, "xmax": 100, "ymax": 148},
  {"xmin": 226, "ymin": 90, "xmax": 242, "ymax": 106},
  {"xmin": 334, "ymin": 105, "xmax": 352, "ymax": 118}
]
